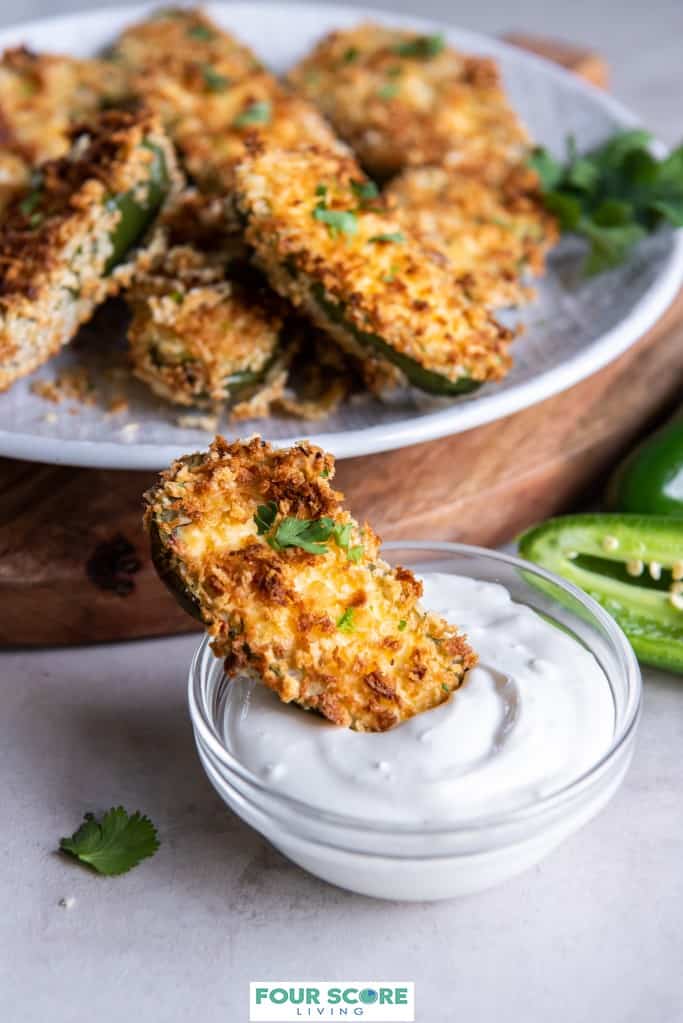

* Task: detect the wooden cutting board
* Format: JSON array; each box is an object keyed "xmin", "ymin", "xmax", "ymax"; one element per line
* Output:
[{"xmin": 1, "ymin": 36, "xmax": 679, "ymax": 647}]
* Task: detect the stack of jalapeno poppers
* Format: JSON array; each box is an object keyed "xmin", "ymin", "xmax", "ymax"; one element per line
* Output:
[{"xmin": 0, "ymin": 7, "xmax": 559, "ymax": 415}]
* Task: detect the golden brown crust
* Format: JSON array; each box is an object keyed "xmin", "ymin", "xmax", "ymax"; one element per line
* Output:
[
  {"xmin": 234, "ymin": 144, "xmax": 512, "ymax": 386},
  {"xmin": 145, "ymin": 436, "xmax": 476, "ymax": 731},
  {"xmin": 386, "ymin": 163, "xmax": 558, "ymax": 308},
  {"xmin": 288, "ymin": 22, "xmax": 528, "ymax": 181},
  {"xmin": 0, "ymin": 46, "xmax": 126, "ymax": 208},
  {"xmin": 113, "ymin": 8, "xmax": 347, "ymax": 194},
  {"xmin": 0, "ymin": 108, "xmax": 179, "ymax": 391}
]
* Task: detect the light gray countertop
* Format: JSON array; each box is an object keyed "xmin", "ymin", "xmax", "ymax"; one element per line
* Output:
[{"xmin": 1, "ymin": 2, "xmax": 683, "ymax": 1022}]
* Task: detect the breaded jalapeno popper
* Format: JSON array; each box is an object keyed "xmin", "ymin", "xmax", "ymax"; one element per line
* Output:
[
  {"xmin": 145, "ymin": 437, "xmax": 477, "ymax": 731},
  {"xmin": 386, "ymin": 164, "xmax": 558, "ymax": 309},
  {"xmin": 233, "ymin": 145, "xmax": 512, "ymax": 395},
  {"xmin": 0, "ymin": 46, "xmax": 125, "ymax": 209},
  {"xmin": 111, "ymin": 7, "xmax": 347, "ymax": 196},
  {"xmin": 0, "ymin": 108, "xmax": 179, "ymax": 391},
  {"xmin": 127, "ymin": 190, "xmax": 286, "ymax": 407},
  {"xmin": 288, "ymin": 22, "xmax": 528, "ymax": 182}
]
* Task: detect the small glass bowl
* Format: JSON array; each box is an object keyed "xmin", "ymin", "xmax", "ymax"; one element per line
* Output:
[{"xmin": 189, "ymin": 542, "xmax": 641, "ymax": 901}]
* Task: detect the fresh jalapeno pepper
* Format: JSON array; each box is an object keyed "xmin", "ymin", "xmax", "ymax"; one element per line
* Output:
[
  {"xmin": 606, "ymin": 416, "xmax": 683, "ymax": 518},
  {"xmin": 518, "ymin": 513, "xmax": 683, "ymax": 672},
  {"xmin": 104, "ymin": 140, "xmax": 171, "ymax": 273}
]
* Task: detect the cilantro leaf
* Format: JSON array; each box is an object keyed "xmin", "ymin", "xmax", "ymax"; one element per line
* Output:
[
  {"xmin": 269, "ymin": 516, "xmax": 334, "ymax": 554},
  {"xmin": 394, "ymin": 33, "xmax": 445, "ymax": 59},
  {"xmin": 59, "ymin": 807, "xmax": 159, "ymax": 876},
  {"xmin": 313, "ymin": 203, "xmax": 357, "ymax": 237},
  {"xmin": 254, "ymin": 500, "xmax": 278, "ymax": 534},
  {"xmin": 531, "ymin": 129, "xmax": 683, "ymax": 274},
  {"xmin": 337, "ymin": 607, "xmax": 355, "ymax": 632},
  {"xmin": 201, "ymin": 63, "xmax": 230, "ymax": 92},
  {"xmin": 348, "ymin": 545, "xmax": 363, "ymax": 563},
  {"xmin": 233, "ymin": 100, "xmax": 271, "ymax": 127},
  {"xmin": 187, "ymin": 23, "xmax": 216, "ymax": 40},
  {"xmin": 377, "ymin": 81, "xmax": 400, "ymax": 100},
  {"xmin": 398, "ymin": 619, "xmax": 407, "ymax": 631},
  {"xmin": 369, "ymin": 232, "xmax": 405, "ymax": 243},
  {"xmin": 351, "ymin": 179, "xmax": 380, "ymax": 203}
]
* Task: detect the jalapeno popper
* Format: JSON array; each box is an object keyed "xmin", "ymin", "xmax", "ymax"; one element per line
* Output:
[
  {"xmin": 127, "ymin": 193, "xmax": 286, "ymax": 409},
  {"xmin": 145, "ymin": 436, "xmax": 477, "ymax": 731},
  {"xmin": 519, "ymin": 514, "xmax": 683, "ymax": 673},
  {"xmin": 111, "ymin": 7, "xmax": 347, "ymax": 196},
  {"xmin": 233, "ymin": 144, "xmax": 512, "ymax": 395},
  {"xmin": 0, "ymin": 46, "xmax": 125, "ymax": 209},
  {"xmin": 288, "ymin": 22, "xmax": 528, "ymax": 182},
  {"xmin": 386, "ymin": 163, "xmax": 558, "ymax": 308},
  {"xmin": 0, "ymin": 108, "xmax": 178, "ymax": 391}
]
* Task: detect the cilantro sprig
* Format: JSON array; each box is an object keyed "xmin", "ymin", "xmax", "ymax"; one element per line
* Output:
[
  {"xmin": 59, "ymin": 807, "xmax": 159, "ymax": 876},
  {"xmin": 233, "ymin": 100, "xmax": 271, "ymax": 127},
  {"xmin": 253, "ymin": 502, "xmax": 363, "ymax": 559},
  {"xmin": 530, "ymin": 130, "xmax": 683, "ymax": 274},
  {"xmin": 393, "ymin": 33, "xmax": 444, "ymax": 59}
]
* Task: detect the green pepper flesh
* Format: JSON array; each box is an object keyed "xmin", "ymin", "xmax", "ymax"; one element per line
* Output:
[{"xmin": 518, "ymin": 513, "xmax": 683, "ymax": 673}]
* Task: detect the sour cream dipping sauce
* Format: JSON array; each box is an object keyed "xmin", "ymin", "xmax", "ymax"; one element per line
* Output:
[{"xmin": 224, "ymin": 574, "xmax": 615, "ymax": 824}]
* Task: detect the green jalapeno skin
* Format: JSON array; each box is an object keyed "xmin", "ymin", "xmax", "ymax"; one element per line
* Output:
[
  {"xmin": 518, "ymin": 513, "xmax": 683, "ymax": 673},
  {"xmin": 104, "ymin": 140, "xmax": 171, "ymax": 273},
  {"xmin": 607, "ymin": 417, "xmax": 683, "ymax": 518},
  {"xmin": 311, "ymin": 282, "xmax": 479, "ymax": 397}
]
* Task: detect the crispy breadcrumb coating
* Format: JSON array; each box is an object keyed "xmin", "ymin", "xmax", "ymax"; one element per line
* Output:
[
  {"xmin": 145, "ymin": 436, "xmax": 476, "ymax": 731},
  {"xmin": 0, "ymin": 108, "xmax": 180, "ymax": 391},
  {"xmin": 128, "ymin": 191, "xmax": 285, "ymax": 407},
  {"xmin": 386, "ymin": 163, "xmax": 558, "ymax": 308},
  {"xmin": 0, "ymin": 46, "xmax": 125, "ymax": 208},
  {"xmin": 234, "ymin": 144, "xmax": 512, "ymax": 391},
  {"xmin": 112, "ymin": 7, "xmax": 346, "ymax": 194},
  {"xmin": 288, "ymin": 22, "xmax": 528, "ymax": 181}
]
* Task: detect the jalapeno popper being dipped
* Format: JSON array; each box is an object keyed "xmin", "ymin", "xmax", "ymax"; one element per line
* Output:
[
  {"xmin": 288, "ymin": 22, "xmax": 528, "ymax": 182},
  {"xmin": 0, "ymin": 108, "xmax": 179, "ymax": 391},
  {"xmin": 145, "ymin": 437, "xmax": 477, "ymax": 732},
  {"xmin": 233, "ymin": 144, "xmax": 512, "ymax": 396},
  {"xmin": 386, "ymin": 163, "xmax": 558, "ymax": 309}
]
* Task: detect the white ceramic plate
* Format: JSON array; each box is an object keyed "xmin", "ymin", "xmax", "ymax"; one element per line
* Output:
[{"xmin": 1, "ymin": 2, "xmax": 682, "ymax": 469}]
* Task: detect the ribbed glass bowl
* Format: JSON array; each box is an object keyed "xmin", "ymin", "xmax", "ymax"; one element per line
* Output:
[{"xmin": 189, "ymin": 542, "xmax": 641, "ymax": 900}]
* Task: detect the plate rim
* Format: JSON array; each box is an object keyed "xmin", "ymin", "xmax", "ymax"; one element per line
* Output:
[{"xmin": 0, "ymin": 0, "xmax": 681, "ymax": 469}]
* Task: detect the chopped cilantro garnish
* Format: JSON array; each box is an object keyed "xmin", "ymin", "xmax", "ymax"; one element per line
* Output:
[
  {"xmin": 348, "ymin": 546, "xmax": 364, "ymax": 563},
  {"xmin": 201, "ymin": 63, "xmax": 230, "ymax": 92},
  {"xmin": 269, "ymin": 516, "xmax": 335, "ymax": 554},
  {"xmin": 394, "ymin": 33, "xmax": 445, "ymax": 59},
  {"xmin": 320, "ymin": 467, "xmax": 331, "ymax": 477},
  {"xmin": 529, "ymin": 130, "xmax": 683, "ymax": 273},
  {"xmin": 369, "ymin": 231, "xmax": 405, "ymax": 243},
  {"xmin": 233, "ymin": 100, "xmax": 271, "ymax": 127},
  {"xmin": 351, "ymin": 179, "xmax": 380, "ymax": 203},
  {"xmin": 254, "ymin": 500, "xmax": 278, "ymax": 534},
  {"xmin": 337, "ymin": 607, "xmax": 355, "ymax": 632},
  {"xmin": 59, "ymin": 807, "xmax": 159, "ymax": 876},
  {"xmin": 332, "ymin": 522, "xmax": 352, "ymax": 549},
  {"xmin": 169, "ymin": 290, "xmax": 184, "ymax": 304},
  {"xmin": 187, "ymin": 23, "xmax": 216, "ymax": 40},
  {"xmin": 377, "ymin": 81, "xmax": 400, "ymax": 100},
  {"xmin": 398, "ymin": 619, "xmax": 407, "ymax": 631},
  {"xmin": 313, "ymin": 202, "xmax": 358, "ymax": 237},
  {"xmin": 342, "ymin": 46, "xmax": 359, "ymax": 63},
  {"xmin": 315, "ymin": 183, "xmax": 328, "ymax": 197},
  {"xmin": 19, "ymin": 171, "xmax": 43, "ymax": 218},
  {"xmin": 441, "ymin": 683, "xmax": 450, "ymax": 693}
]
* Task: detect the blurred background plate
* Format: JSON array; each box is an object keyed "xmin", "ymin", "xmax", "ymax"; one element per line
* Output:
[{"xmin": 0, "ymin": 1, "xmax": 681, "ymax": 469}]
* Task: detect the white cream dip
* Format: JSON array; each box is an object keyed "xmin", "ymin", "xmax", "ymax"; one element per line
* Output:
[{"xmin": 223, "ymin": 573, "xmax": 615, "ymax": 824}]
